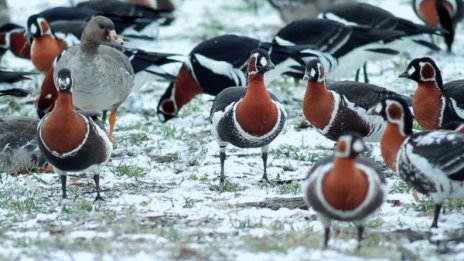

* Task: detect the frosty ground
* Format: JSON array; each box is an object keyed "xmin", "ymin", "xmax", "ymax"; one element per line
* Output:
[{"xmin": 1, "ymin": 0, "xmax": 464, "ymax": 260}]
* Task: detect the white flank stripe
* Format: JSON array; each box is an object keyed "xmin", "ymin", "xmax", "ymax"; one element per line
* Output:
[
  {"xmin": 90, "ymin": 118, "xmax": 113, "ymax": 161},
  {"xmin": 192, "ymin": 53, "xmax": 246, "ymax": 86},
  {"xmin": 273, "ymin": 36, "xmax": 295, "ymax": 46},
  {"xmin": 439, "ymin": 96, "xmax": 446, "ymax": 126},
  {"xmin": 450, "ymin": 98, "xmax": 464, "ymax": 119},
  {"xmin": 320, "ymin": 92, "xmax": 340, "ymax": 135},
  {"xmin": 211, "ymin": 103, "xmax": 231, "ymax": 144},
  {"xmin": 322, "ymin": 13, "xmax": 359, "ymax": 26},
  {"xmin": 398, "ymin": 133, "xmax": 464, "ymax": 204}
]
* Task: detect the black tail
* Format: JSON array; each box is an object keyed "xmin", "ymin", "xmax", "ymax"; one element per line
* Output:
[
  {"xmin": 334, "ymin": 28, "xmax": 405, "ymax": 57},
  {"xmin": 125, "ymin": 48, "xmax": 184, "ymax": 81},
  {"xmin": 0, "ymin": 87, "xmax": 30, "ymax": 97},
  {"xmin": 0, "ymin": 70, "xmax": 36, "ymax": 83},
  {"xmin": 411, "ymin": 39, "xmax": 441, "ymax": 51},
  {"xmin": 396, "ymin": 17, "xmax": 447, "ymax": 36},
  {"xmin": 266, "ymin": 42, "xmax": 335, "ymax": 79}
]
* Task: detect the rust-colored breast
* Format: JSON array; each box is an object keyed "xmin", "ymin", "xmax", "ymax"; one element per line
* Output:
[
  {"xmin": 174, "ymin": 66, "xmax": 203, "ymax": 109},
  {"xmin": 36, "ymin": 68, "xmax": 58, "ymax": 114},
  {"xmin": 413, "ymin": 83, "xmax": 442, "ymax": 130},
  {"xmin": 31, "ymin": 36, "xmax": 66, "ymax": 73},
  {"xmin": 322, "ymin": 159, "xmax": 368, "ymax": 211},
  {"xmin": 235, "ymin": 75, "xmax": 278, "ymax": 136},
  {"xmin": 419, "ymin": 0, "xmax": 454, "ymax": 26},
  {"xmin": 41, "ymin": 94, "xmax": 88, "ymax": 154},
  {"xmin": 303, "ymin": 82, "xmax": 334, "ymax": 129},
  {"xmin": 125, "ymin": 0, "xmax": 151, "ymax": 7},
  {"xmin": 10, "ymin": 32, "xmax": 31, "ymax": 59},
  {"xmin": 420, "ymin": 0, "xmax": 440, "ymax": 26},
  {"xmin": 381, "ymin": 123, "xmax": 406, "ymax": 171}
]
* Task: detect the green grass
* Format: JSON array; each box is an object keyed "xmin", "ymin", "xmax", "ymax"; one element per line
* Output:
[
  {"xmin": 117, "ymin": 132, "xmax": 150, "ymax": 146},
  {"xmin": 113, "ymin": 164, "xmax": 146, "ymax": 178},
  {"xmin": 276, "ymin": 181, "xmax": 301, "ymax": 195},
  {"xmin": 272, "ymin": 145, "xmax": 323, "ymax": 162},
  {"xmin": 209, "ymin": 183, "xmax": 244, "ymax": 193}
]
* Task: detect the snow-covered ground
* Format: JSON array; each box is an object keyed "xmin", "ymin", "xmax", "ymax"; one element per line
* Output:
[{"xmin": 1, "ymin": 0, "xmax": 464, "ymax": 260}]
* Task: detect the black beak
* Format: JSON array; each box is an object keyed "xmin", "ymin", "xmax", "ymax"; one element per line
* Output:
[{"xmin": 399, "ymin": 71, "xmax": 410, "ymax": 79}]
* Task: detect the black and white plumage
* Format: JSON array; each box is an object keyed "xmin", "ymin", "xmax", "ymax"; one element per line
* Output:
[
  {"xmin": 0, "ymin": 69, "xmax": 35, "ymax": 91},
  {"xmin": 320, "ymin": 2, "xmax": 444, "ymax": 44},
  {"xmin": 36, "ymin": 4, "xmax": 169, "ymax": 40},
  {"xmin": 37, "ymin": 68, "xmax": 112, "ymax": 200},
  {"xmin": 413, "ymin": 0, "xmax": 464, "ymax": 52},
  {"xmin": 302, "ymin": 59, "xmax": 411, "ymax": 142},
  {"xmin": 107, "ymin": 43, "xmax": 184, "ymax": 89},
  {"xmin": 267, "ymin": 0, "xmax": 354, "ymax": 23},
  {"xmin": 210, "ymin": 49, "xmax": 286, "ymax": 184},
  {"xmin": 399, "ymin": 130, "xmax": 464, "ymax": 228},
  {"xmin": 157, "ymin": 34, "xmax": 323, "ymax": 122},
  {"xmin": 302, "ymin": 132, "xmax": 385, "ymax": 247},
  {"xmin": 371, "ymin": 96, "xmax": 464, "ymax": 228},
  {"xmin": 77, "ymin": 0, "xmax": 175, "ymax": 29},
  {"xmin": 399, "ymin": 57, "xmax": 464, "ymax": 130},
  {"xmin": 0, "ymin": 23, "xmax": 29, "ymax": 60},
  {"xmin": 319, "ymin": 2, "xmax": 444, "ymax": 81},
  {"xmin": 273, "ymin": 18, "xmax": 405, "ymax": 80}
]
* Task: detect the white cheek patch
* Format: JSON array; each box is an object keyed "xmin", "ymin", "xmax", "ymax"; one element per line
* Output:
[
  {"xmin": 385, "ymin": 101, "xmax": 406, "ymax": 135},
  {"xmin": 260, "ymin": 56, "xmax": 267, "ymax": 67},
  {"xmin": 419, "ymin": 62, "xmax": 436, "ymax": 82},
  {"xmin": 335, "ymin": 136, "xmax": 351, "ymax": 158},
  {"xmin": 375, "ymin": 103, "xmax": 382, "ymax": 114}
]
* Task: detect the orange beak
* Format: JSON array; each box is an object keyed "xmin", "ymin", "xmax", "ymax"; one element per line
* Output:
[{"xmin": 108, "ymin": 30, "xmax": 123, "ymax": 45}]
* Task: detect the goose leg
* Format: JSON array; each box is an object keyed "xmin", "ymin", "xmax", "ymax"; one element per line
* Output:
[
  {"xmin": 60, "ymin": 175, "xmax": 67, "ymax": 199},
  {"xmin": 319, "ymin": 215, "xmax": 331, "ymax": 248},
  {"xmin": 431, "ymin": 204, "xmax": 442, "ymax": 228},
  {"xmin": 355, "ymin": 68, "xmax": 360, "ymax": 82},
  {"xmin": 219, "ymin": 144, "xmax": 226, "ymax": 185},
  {"xmin": 93, "ymin": 174, "xmax": 104, "ymax": 201},
  {"xmin": 102, "ymin": 110, "xmax": 108, "ymax": 122},
  {"xmin": 108, "ymin": 109, "xmax": 117, "ymax": 141},
  {"xmin": 363, "ymin": 63, "xmax": 369, "ymax": 83},
  {"xmin": 357, "ymin": 226, "xmax": 365, "ymax": 248},
  {"xmin": 261, "ymin": 145, "xmax": 269, "ymax": 182},
  {"xmin": 324, "ymin": 227, "xmax": 330, "ymax": 249}
]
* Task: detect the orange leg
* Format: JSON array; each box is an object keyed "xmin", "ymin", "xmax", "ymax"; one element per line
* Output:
[{"xmin": 108, "ymin": 110, "xmax": 117, "ymax": 141}]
